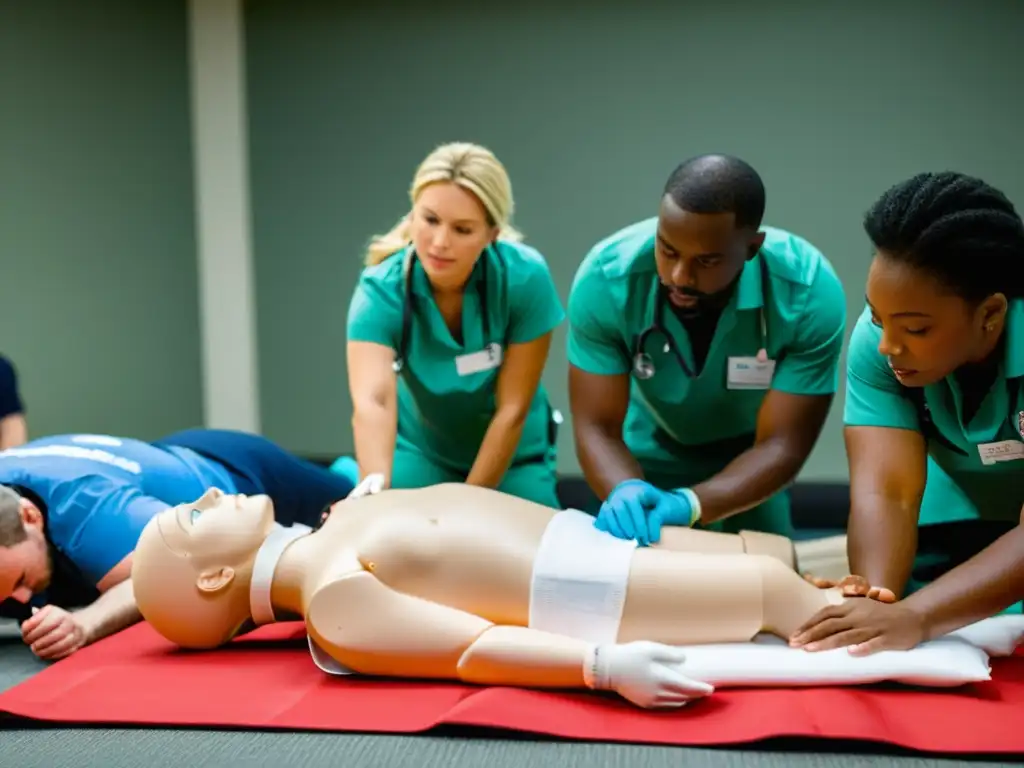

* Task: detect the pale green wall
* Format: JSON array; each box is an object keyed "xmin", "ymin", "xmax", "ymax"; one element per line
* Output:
[
  {"xmin": 0, "ymin": 1, "xmax": 203, "ymax": 439},
  {"xmin": 245, "ymin": 0, "xmax": 1023, "ymax": 479}
]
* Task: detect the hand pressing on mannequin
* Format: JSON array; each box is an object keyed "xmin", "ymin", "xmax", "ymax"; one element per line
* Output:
[
  {"xmin": 789, "ymin": 599, "xmax": 925, "ymax": 655},
  {"xmin": 595, "ymin": 479, "xmax": 698, "ymax": 545}
]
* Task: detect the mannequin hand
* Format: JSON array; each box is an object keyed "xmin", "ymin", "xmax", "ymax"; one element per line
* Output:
[
  {"xmin": 789, "ymin": 599, "xmax": 926, "ymax": 655},
  {"xmin": 594, "ymin": 480, "xmax": 695, "ymax": 546},
  {"xmin": 587, "ymin": 641, "xmax": 714, "ymax": 709},
  {"xmin": 349, "ymin": 473, "xmax": 386, "ymax": 499},
  {"xmin": 21, "ymin": 605, "xmax": 89, "ymax": 660}
]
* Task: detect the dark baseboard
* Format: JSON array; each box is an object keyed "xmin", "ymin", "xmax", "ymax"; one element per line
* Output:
[{"xmin": 557, "ymin": 477, "xmax": 849, "ymax": 531}]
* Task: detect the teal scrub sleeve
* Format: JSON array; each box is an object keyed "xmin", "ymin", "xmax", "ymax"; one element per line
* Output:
[
  {"xmin": 566, "ymin": 264, "xmax": 631, "ymax": 375},
  {"xmin": 770, "ymin": 264, "xmax": 847, "ymax": 396},
  {"xmin": 346, "ymin": 271, "xmax": 403, "ymax": 347},
  {"xmin": 843, "ymin": 309, "xmax": 920, "ymax": 430},
  {"xmin": 49, "ymin": 478, "xmax": 170, "ymax": 586},
  {"xmin": 507, "ymin": 258, "xmax": 565, "ymax": 345}
]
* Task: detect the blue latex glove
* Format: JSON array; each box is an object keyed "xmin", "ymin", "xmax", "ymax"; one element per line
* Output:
[{"xmin": 595, "ymin": 480, "xmax": 696, "ymax": 546}]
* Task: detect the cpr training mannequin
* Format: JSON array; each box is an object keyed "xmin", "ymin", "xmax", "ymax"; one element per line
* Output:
[{"xmin": 131, "ymin": 482, "xmax": 879, "ymax": 710}]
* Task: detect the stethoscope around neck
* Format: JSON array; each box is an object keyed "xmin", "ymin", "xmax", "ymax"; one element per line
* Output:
[
  {"xmin": 392, "ymin": 246, "xmax": 494, "ymax": 374},
  {"xmin": 631, "ymin": 255, "xmax": 770, "ymax": 380}
]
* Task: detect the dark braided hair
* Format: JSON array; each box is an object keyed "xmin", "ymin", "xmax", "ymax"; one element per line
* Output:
[
  {"xmin": 663, "ymin": 154, "xmax": 766, "ymax": 231},
  {"xmin": 864, "ymin": 172, "xmax": 1024, "ymax": 303}
]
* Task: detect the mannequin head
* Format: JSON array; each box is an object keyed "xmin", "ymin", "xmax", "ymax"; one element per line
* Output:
[{"xmin": 131, "ymin": 487, "xmax": 276, "ymax": 649}]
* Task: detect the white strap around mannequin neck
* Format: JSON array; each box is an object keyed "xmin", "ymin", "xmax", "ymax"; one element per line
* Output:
[{"xmin": 249, "ymin": 522, "xmax": 313, "ymax": 626}]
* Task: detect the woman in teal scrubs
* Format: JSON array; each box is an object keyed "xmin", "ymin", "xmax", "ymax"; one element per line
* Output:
[
  {"xmin": 832, "ymin": 171, "xmax": 1024, "ymax": 610},
  {"xmin": 345, "ymin": 142, "xmax": 564, "ymax": 507}
]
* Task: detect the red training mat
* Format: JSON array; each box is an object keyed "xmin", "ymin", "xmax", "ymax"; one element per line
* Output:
[{"xmin": 1, "ymin": 622, "xmax": 1023, "ymax": 753}]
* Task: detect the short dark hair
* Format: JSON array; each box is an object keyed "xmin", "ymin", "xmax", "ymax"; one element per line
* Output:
[
  {"xmin": 0, "ymin": 485, "xmax": 26, "ymax": 548},
  {"xmin": 663, "ymin": 154, "xmax": 766, "ymax": 230},
  {"xmin": 864, "ymin": 172, "xmax": 1024, "ymax": 303}
]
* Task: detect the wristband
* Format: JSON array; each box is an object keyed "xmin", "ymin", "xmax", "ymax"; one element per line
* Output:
[
  {"xmin": 582, "ymin": 644, "xmax": 609, "ymax": 690},
  {"xmin": 676, "ymin": 487, "xmax": 702, "ymax": 526}
]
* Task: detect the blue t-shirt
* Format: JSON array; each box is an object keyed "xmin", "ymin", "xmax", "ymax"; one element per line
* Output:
[
  {"xmin": 0, "ymin": 433, "xmax": 237, "ymax": 588},
  {"xmin": 0, "ymin": 355, "xmax": 24, "ymax": 420}
]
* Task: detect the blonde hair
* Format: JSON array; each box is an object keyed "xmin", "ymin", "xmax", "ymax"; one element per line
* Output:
[{"xmin": 364, "ymin": 142, "xmax": 523, "ymax": 266}]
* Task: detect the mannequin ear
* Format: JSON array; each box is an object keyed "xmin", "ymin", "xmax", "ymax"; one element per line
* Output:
[{"xmin": 196, "ymin": 566, "xmax": 236, "ymax": 593}]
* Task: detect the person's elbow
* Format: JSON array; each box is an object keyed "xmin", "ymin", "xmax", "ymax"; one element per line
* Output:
[{"xmin": 351, "ymin": 386, "xmax": 395, "ymax": 423}]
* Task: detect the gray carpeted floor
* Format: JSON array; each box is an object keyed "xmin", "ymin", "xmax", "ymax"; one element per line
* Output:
[{"xmin": 0, "ymin": 620, "xmax": 1015, "ymax": 768}]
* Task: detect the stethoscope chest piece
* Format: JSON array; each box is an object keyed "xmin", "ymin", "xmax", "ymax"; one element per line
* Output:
[{"xmin": 633, "ymin": 353, "xmax": 655, "ymax": 380}]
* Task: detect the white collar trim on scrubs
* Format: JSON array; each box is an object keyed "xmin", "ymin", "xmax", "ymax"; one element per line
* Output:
[{"xmin": 249, "ymin": 522, "xmax": 313, "ymax": 626}]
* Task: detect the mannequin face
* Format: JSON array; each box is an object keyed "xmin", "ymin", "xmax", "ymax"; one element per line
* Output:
[
  {"xmin": 131, "ymin": 487, "xmax": 277, "ymax": 649},
  {"xmin": 154, "ymin": 487, "xmax": 276, "ymax": 563}
]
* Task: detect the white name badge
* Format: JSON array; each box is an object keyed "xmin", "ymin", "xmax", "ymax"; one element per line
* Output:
[
  {"xmin": 727, "ymin": 356, "xmax": 776, "ymax": 390},
  {"xmin": 977, "ymin": 440, "xmax": 1024, "ymax": 466},
  {"xmin": 455, "ymin": 344, "xmax": 503, "ymax": 377}
]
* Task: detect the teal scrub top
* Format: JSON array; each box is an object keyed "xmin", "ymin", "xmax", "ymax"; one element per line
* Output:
[
  {"xmin": 347, "ymin": 240, "xmax": 565, "ymax": 472},
  {"xmin": 844, "ymin": 300, "xmax": 1024, "ymax": 525},
  {"xmin": 567, "ymin": 217, "xmax": 847, "ymax": 476}
]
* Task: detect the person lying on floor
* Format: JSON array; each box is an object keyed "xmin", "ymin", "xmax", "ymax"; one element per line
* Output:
[
  {"xmin": 131, "ymin": 481, "xmax": 891, "ymax": 710},
  {"xmin": 0, "ymin": 428, "xmax": 358, "ymax": 660},
  {"xmin": 791, "ymin": 510, "xmax": 1024, "ymax": 655}
]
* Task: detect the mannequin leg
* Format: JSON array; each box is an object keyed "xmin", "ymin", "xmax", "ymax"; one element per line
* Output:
[
  {"xmin": 617, "ymin": 550, "xmax": 840, "ymax": 646},
  {"xmin": 657, "ymin": 527, "xmax": 796, "ymax": 570}
]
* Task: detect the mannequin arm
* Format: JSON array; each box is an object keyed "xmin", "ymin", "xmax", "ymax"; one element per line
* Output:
[{"xmin": 307, "ymin": 568, "xmax": 590, "ymax": 689}]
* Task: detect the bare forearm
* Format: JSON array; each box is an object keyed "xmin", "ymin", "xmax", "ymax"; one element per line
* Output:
[
  {"xmin": 848, "ymin": 496, "xmax": 919, "ymax": 597},
  {"xmin": 352, "ymin": 403, "xmax": 396, "ymax": 484},
  {"xmin": 691, "ymin": 438, "xmax": 804, "ymax": 525},
  {"xmin": 466, "ymin": 410, "xmax": 526, "ymax": 488},
  {"xmin": 0, "ymin": 413, "xmax": 27, "ymax": 449},
  {"xmin": 457, "ymin": 625, "xmax": 590, "ymax": 689},
  {"xmin": 904, "ymin": 525, "xmax": 1024, "ymax": 640},
  {"xmin": 575, "ymin": 424, "xmax": 644, "ymax": 500},
  {"xmin": 74, "ymin": 580, "xmax": 141, "ymax": 645}
]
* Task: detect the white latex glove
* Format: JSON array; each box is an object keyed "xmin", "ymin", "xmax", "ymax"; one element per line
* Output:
[
  {"xmin": 584, "ymin": 640, "xmax": 713, "ymax": 709},
  {"xmin": 349, "ymin": 473, "xmax": 385, "ymax": 499}
]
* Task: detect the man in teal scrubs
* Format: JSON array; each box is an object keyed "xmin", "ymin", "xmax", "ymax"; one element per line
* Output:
[
  {"xmin": 839, "ymin": 171, "xmax": 1024, "ymax": 607},
  {"xmin": 567, "ymin": 154, "xmax": 846, "ymax": 544}
]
